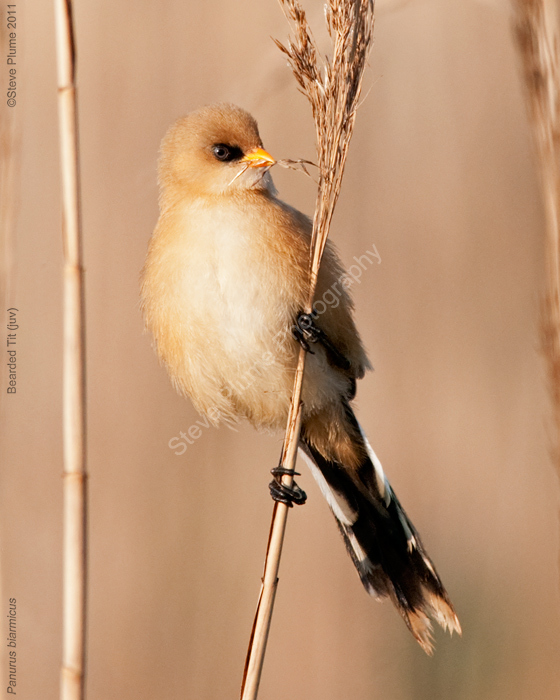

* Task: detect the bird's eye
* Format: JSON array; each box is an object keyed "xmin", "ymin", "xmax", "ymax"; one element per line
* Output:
[{"xmin": 212, "ymin": 144, "xmax": 243, "ymax": 162}]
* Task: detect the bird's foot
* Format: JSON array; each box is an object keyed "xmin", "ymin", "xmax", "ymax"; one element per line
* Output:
[
  {"xmin": 269, "ymin": 466, "xmax": 307, "ymax": 507},
  {"xmin": 292, "ymin": 312, "xmax": 351, "ymax": 372},
  {"xmin": 292, "ymin": 312, "xmax": 320, "ymax": 354}
]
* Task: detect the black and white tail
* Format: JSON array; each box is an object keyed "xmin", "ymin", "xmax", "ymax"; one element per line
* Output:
[{"xmin": 299, "ymin": 410, "xmax": 460, "ymax": 653}]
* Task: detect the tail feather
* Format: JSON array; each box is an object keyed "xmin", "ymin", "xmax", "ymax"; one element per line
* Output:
[{"xmin": 299, "ymin": 413, "xmax": 460, "ymax": 654}]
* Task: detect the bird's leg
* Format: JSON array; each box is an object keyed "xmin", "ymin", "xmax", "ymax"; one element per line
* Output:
[
  {"xmin": 269, "ymin": 461, "xmax": 307, "ymax": 507},
  {"xmin": 293, "ymin": 311, "xmax": 352, "ymax": 372},
  {"xmin": 291, "ymin": 311, "xmax": 317, "ymax": 354}
]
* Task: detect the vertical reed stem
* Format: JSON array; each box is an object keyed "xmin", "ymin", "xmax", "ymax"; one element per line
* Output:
[
  {"xmin": 53, "ymin": 2, "xmax": 87, "ymax": 699},
  {"xmin": 240, "ymin": 354, "xmax": 305, "ymax": 700},
  {"xmin": 240, "ymin": 2, "xmax": 374, "ymax": 697},
  {"xmin": 514, "ymin": 0, "xmax": 560, "ymax": 475}
]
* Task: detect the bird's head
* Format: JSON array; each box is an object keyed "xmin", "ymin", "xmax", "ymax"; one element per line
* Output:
[{"xmin": 158, "ymin": 104, "xmax": 276, "ymax": 198}]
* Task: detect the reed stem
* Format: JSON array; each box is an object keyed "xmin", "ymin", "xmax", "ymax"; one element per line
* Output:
[
  {"xmin": 240, "ymin": 2, "xmax": 375, "ymax": 697},
  {"xmin": 53, "ymin": 1, "xmax": 87, "ymax": 698},
  {"xmin": 514, "ymin": 0, "xmax": 560, "ymax": 475}
]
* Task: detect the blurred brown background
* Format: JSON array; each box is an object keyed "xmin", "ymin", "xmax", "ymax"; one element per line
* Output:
[{"xmin": 1, "ymin": 0, "xmax": 559, "ymax": 698}]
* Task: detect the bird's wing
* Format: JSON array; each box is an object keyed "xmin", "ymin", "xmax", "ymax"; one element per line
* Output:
[{"xmin": 312, "ymin": 239, "xmax": 372, "ymax": 380}]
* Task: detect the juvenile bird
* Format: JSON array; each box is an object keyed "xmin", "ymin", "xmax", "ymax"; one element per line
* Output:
[{"xmin": 141, "ymin": 103, "xmax": 460, "ymax": 653}]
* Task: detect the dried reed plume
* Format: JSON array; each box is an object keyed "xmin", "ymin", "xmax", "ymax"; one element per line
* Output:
[
  {"xmin": 514, "ymin": 0, "xmax": 560, "ymax": 476},
  {"xmin": 53, "ymin": 1, "xmax": 88, "ymax": 699},
  {"xmin": 240, "ymin": 2, "xmax": 374, "ymax": 699},
  {"xmin": 275, "ymin": 0, "xmax": 375, "ymax": 284}
]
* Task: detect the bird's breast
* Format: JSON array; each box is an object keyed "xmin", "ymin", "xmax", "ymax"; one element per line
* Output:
[
  {"xmin": 180, "ymin": 199, "xmax": 303, "ymax": 346},
  {"xmin": 142, "ymin": 196, "xmax": 313, "ymax": 425},
  {"xmin": 142, "ymin": 194, "xmax": 357, "ymax": 429}
]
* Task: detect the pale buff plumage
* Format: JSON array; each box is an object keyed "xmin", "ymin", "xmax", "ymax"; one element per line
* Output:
[
  {"xmin": 141, "ymin": 103, "xmax": 370, "ymax": 467},
  {"xmin": 141, "ymin": 104, "xmax": 460, "ymax": 652}
]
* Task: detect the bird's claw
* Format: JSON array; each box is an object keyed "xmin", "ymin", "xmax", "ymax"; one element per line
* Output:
[
  {"xmin": 292, "ymin": 312, "xmax": 352, "ymax": 372},
  {"xmin": 269, "ymin": 466, "xmax": 307, "ymax": 507},
  {"xmin": 292, "ymin": 312, "xmax": 320, "ymax": 354}
]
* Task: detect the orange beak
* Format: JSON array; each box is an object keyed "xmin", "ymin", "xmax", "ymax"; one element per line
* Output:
[{"xmin": 241, "ymin": 147, "xmax": 276, "ymax": 168}]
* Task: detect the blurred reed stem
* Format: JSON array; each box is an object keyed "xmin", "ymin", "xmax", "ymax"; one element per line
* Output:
[
  {"xmin": 514, "ymin": 0, "xmax": 560, "ymax": 477},
  {"xmin": 53, "ymin": 1, "xmax": 87, "ymax": 699},
  {"xmin": 240, "ymin": 2, "xmax": 374, "ymax": 698}
]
